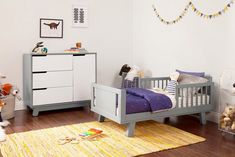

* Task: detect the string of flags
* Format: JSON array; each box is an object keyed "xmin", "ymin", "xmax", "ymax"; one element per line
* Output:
[{"xmin": 152, "ymin": 0, "xmax": 234, "ymax": 25}]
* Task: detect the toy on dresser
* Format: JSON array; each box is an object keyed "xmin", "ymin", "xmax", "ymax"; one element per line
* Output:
[
  {"xmin": 32, "ymin": 42, "xmax": 48, "ymax": 54},
  {"xmin": 220, "ymin": 104, "xmax": 235, "ymax": 132}
]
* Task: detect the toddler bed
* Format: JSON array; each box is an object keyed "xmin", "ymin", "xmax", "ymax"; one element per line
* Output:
[{"xmin": 91, "ymin": 76, "xmax": 214, "ymax": 137}]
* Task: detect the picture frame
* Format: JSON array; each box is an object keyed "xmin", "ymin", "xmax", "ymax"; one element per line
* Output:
[
  {"xmin": 40, "ymin": 18, "xmax": 63, "ymax": 38},
  {"xmin": 72, "ymin": 5, "xmax": 89, "ymax": 28}
]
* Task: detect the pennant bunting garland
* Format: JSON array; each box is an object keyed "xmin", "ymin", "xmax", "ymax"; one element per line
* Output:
[{"xmin": 152, "ymin": 0, "xmax": 234, "ymax": 25}]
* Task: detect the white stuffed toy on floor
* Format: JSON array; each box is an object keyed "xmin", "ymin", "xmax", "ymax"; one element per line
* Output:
[
  {"xmin": 0, "ymin": 100, "xmax": 10, "ymax": 142},
  {"xmin": 0, "ymin": 121, "xmax": 10, "ymax": 142}
]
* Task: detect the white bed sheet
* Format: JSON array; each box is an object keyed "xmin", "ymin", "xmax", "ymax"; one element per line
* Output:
[
  {"xmin": 178, "ymin": 95, "xmax": 210, "ymax": 108},
  {"xmin": 150, "ymin": 88, "xmax": 210, "ymax": 112}
]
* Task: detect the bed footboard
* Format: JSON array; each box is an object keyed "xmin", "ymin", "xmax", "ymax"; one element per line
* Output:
[
  {"xmin": 175, "ymin": 82, "xmax": 214, "ymax": 124},
  {"xmin": 175, "ymin": 82, "xmax": 214, "ymax": 109},
  {"xmin": 91, "ymin": 83, "xmax": 126, "ymax": 124}
]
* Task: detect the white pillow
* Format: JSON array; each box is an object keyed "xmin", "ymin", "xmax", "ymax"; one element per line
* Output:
[{"xmin": 178, "ymin": 74, "xmax": 208, "ymax": 96}]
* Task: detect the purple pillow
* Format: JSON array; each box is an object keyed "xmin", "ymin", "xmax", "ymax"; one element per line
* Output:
[{"xmin": 176, "ymin": 69, "xmax": 205, "ymax": 77}]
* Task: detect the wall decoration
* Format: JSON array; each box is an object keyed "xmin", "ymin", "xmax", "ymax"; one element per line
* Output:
[
  {"xmin": 72, "ymin": 5, "xmax": 88, "ymax": 27},
  {"xmin": 152, "ymin": 0, "xmax": 234, "ymax": 25},
  {"xmin": 40, "ymin": 18, "xmax": 63, "ymax": 38}
]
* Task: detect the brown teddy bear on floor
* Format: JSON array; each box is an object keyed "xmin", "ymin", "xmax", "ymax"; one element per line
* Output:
[{"xmin": 220, "ymin": 104, "xmax": 235, "ymax": 132}]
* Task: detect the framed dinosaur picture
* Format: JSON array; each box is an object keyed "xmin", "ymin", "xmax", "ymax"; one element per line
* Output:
[{"xmin": 40, "ymin": 18, "xmax": 63, "ymax": 38}]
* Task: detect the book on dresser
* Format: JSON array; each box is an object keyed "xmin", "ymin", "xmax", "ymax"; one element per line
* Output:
[{"xmin": 23, "ymin": 53, "xmax": 97, "ymax": 116}]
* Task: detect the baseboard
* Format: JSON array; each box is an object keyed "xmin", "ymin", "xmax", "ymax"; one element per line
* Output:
[
  {"xmin": 15, "ymin": 101, "xmax": 27, "ymax": 111},
  {"xmin": 14, "ymin": 102, "xmax": 220, "ymax": 123},
  {"xmin": 207, "ymin": 111, "xmax": 219, "ymax": 123}
]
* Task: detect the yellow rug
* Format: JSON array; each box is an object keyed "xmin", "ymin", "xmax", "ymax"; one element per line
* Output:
[{"xmin": 0, "ymin": 120, "xmax": 205, "ymax": 157}]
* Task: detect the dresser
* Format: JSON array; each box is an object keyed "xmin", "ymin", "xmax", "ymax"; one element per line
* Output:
[{"xmin": 23, "ymin": 53, "xmax": 97, "ymax": 116}]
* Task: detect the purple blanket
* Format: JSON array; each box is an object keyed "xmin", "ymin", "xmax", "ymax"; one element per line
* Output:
[{"xmin": 126, "ymin": 88, "xmax": 172, "ymax": 114}]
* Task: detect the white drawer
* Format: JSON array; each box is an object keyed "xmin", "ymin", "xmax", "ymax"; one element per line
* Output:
[
  {"xmin": 33, "ymin": 87, "xmax": 73, "ymax": 106},
  {"xmin": 33, "ymin": 71, "xmax": 73, "ymax": 89},
  {"xmin": 32, "ymin": 55, "xmax": 72, "ymax": 72}
]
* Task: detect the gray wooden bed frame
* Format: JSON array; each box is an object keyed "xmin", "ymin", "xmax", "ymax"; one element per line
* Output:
[{"xmin": 91, "ymin": 76, "xmax": 214, "ymax": 137}]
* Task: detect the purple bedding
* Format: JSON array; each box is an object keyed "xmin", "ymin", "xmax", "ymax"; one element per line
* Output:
[{"xmin": 126, "ymin": 88, "xmax": 172, "ymax": 114}]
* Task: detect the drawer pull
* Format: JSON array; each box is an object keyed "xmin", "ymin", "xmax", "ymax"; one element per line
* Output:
[
  {"xmin": 33, "ymin": 71, "xmax": 47, "ymax": 74},
  {"xmin": 73, "ymin": 54, "xmax": 85, "ymax": 56},
  {"xmin": 32, "ymin": 54, "xmax": 47, "ymax": 57},
  {"xmin": 33, "ymin": 88, "xmax": 47, "ymax": 91}
]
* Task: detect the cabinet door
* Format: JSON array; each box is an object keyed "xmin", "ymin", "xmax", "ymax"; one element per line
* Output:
[{"xmin": 73, "ymin": 54, "xmax": 96, "ymax": 101}]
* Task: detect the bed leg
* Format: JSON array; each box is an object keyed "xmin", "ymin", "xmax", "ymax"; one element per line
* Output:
[
  {"xmin": 164, "ymin": 117, "xmax": 170, "ymax": 122},
  {"xmin": 126, "ymin": 122, "xmax": 136, "ymax": 137},
  {"xmin": 200, "ymin": 112, "xmax": 206, "ymax": 125},
  {"xmin": 98, "ymin": 115, "xmax": 105, "ymax": 122}
]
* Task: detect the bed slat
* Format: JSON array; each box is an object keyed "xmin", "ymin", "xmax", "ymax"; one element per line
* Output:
[
  {"xmin": 205, "ymin": 86, "xmax": 208, "ymax": 105},
  {"xmin": 200, "ymin": 87, "xmax": 203, "ymax": 105}
]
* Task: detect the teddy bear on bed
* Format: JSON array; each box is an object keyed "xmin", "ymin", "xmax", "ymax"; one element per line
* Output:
[{"xmin": 220, "ymin": 104, "xmax": 235, "ymax": 132}]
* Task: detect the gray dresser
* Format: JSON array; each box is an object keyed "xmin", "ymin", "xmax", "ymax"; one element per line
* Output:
[{"xmin": 23, "ymin": 53, "xmax": 97, "ymax": 116}]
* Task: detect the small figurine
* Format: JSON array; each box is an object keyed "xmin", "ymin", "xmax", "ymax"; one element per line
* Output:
[{"xmin": 32, "ymin": 42, "xmax": 48, "ymax": 54}]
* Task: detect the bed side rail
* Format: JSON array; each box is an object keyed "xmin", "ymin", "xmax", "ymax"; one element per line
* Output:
[
  {"xmin": 139, "ymin": 77, "xmax": 171, "ymax": 89},
  {"xmin": 91, "ymin": 83, "xmax": 126, "ymax": 123},
  {"xmin": 175, "ymin": 81, "xmax": 214, "ymax": 109}
]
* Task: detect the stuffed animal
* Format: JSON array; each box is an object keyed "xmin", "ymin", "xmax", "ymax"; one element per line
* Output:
[
  {"xmin": 0, "ymin": 99, "xmax": 10, "ymax": 142},
  {"xmin": 1, "ymin": 83, "xmax": 12, "ymax": 96},
  {"xmin": 11, "ymin": 88, "xmax": 21, "ymax": 101},
  {"xmin": 223, "ymin": 104, "xmax": 235, "ymax": 119},
  {"xmin": 0, "ymin": 100, "xmax": 5, "ymax": 108},
  {"xmin": 220, "ymin": 104, "xmax": 235, "ymax": 131},
  {"xmin": 125, "ymin": 65, "xmax": 141, "ymax": 81},
  {"xmin": 231, "ymin": 121, "xmax": 235, "ymax": 131},
  {"xmin": 0, "ymin": 74, "xmax": 11, "ymax": 142},
  {"xmin": 119, "ymin": 64, "xmax": 131, "ymax": 76}
]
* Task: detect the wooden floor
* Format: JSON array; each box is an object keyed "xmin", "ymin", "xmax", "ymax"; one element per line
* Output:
[{"xmin": 3, "ymin": 107, "xmax": 235, "ymax": 157}]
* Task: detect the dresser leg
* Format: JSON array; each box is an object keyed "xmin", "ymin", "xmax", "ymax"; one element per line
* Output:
[
  {"xmin": 32, "ymin": 109, "xmax": 39, "ymax": 117},
  {"xmin": 98, "ymin": 115, "xmax": 105, "ymax": 122}
]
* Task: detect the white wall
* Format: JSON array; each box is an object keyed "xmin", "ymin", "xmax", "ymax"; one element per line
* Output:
[
  {"xmin": 1, "ymin": 0, "xmax": 234, "ymax": 119},
  {"xmin": 132, "ymin": 0, "xmax": 235, "ymax": 122},
  {"xmin": 0, "ymin": 0, "xmax": 133, "ymax": 110}
]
